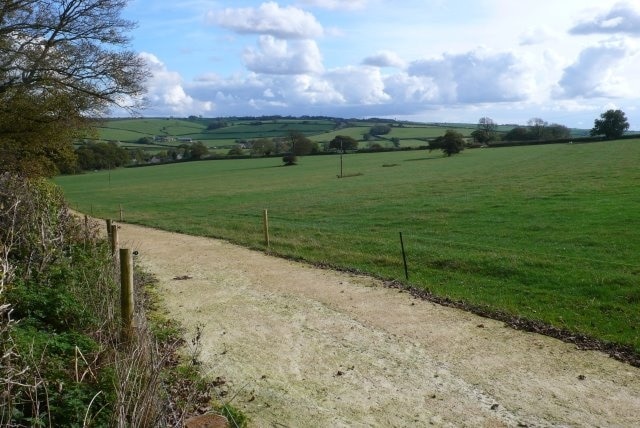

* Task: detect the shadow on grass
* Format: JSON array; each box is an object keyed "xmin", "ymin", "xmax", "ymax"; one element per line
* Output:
[{"xmin": 404, "ymin": 156, "xmax": 441, "ymax": 162}]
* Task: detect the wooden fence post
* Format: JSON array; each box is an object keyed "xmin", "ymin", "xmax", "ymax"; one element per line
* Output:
[
  {"xmin": 120, "ymin": 248, "xmax": 134, "ymax": 342},
  {"xmin": 110, "ymin": 224, "xmax": 119, "ymax": 256},
  {"xmin": 263, "ymin": 209, "xmax": 270, "ymax": 248},
  {"xmin": 106, "ymin": 219, "xmax": 112, "ymax": 240},
  {"xmin": 84, "ymin": 215, "xmax": 89, "ymax": 245},
  {"xmin": 399, "ymin": 232, "xmax": 409, "ymax": 281},
  {"xmin": 119, "ymin": 204, "xmax": 124, "ymax": 222}
]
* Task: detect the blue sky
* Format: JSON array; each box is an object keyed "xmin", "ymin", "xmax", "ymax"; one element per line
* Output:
[{"xmin": 120, "ymin": 0, "xmax": 640, "ymax": 129}]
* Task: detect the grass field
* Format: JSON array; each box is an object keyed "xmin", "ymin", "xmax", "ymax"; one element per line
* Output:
[{"xmin": 55, "ymin": 140, "xmax": 640, "ymax": 353}]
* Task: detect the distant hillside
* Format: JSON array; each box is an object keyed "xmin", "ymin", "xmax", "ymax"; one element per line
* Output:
[{"xmin": 90, "ymin": 116, "xmax": 594, "ymax": 155}]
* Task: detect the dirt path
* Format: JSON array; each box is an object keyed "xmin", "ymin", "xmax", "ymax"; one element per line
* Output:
[{"xmin": 118, "ymin": 223, "xmax": 640, "ymax": 427}]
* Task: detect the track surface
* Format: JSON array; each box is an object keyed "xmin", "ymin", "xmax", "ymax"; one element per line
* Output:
[{"xmin": 119, "ymin": 223, "xmax": 640, "ymax": 427}]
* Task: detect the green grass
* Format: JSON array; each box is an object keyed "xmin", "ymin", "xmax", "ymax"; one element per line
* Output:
[
  {"xmin": 95, "ymin": 118, "xmax": 476, "ymax": 154},
  {"xmin": 55, "ymin": 140, "xmax": 640, "ymax": 352},
  {"xmin": 96, "ymin": 118, "xmax": 337, "ymax": 144}
]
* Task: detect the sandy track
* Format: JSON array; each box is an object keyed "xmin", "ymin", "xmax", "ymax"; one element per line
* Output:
[{"xmin": 118, "ymin": 223, "xmax": 640, "ymax": 427}]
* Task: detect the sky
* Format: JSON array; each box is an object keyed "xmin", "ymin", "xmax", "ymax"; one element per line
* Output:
[{"xmin": 119, "ymin": 0, "xmax": 640, "ymax": 129}]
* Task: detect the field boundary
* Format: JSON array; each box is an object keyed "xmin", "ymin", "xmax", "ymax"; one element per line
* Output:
[{"xmin": 381, "ymin": 279, "xmax": 640, "ymax": 367}]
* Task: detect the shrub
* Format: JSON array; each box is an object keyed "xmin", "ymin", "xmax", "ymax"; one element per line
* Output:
[{"xmin": 282, "ymin": 153, "xmax": 298, "ymax": 165}]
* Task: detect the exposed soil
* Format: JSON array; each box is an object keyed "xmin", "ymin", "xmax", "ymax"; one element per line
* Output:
[{"xmin": 118, "ymin": 223, "xmax": 640, "ymax": 427}]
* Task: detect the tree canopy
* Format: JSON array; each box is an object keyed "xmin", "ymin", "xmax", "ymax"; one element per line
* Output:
[
  {"xmin": 329, "ymin": 135, "xmax": 358, "ymax": 152},
  {"xmin": 251, "ymin": 138, "xmax": 275, "ymax": 156},
  {"xmin": 470, "ymin": 117, "xmax": 500, "ymax": 145},
  {"xmin": 590, "ymin": 109, "xmax": 629, "ymax": 139},
  {"xmin": 75, "ymin": 142, "xmax": 130, "ymax": 172},
  {"xmin": 431, "ymin": 130, "xmax": 465, "ymax": 157},
  {"xmin": 503, "ymin": 119, "xmax": 570, "ymax": 142},
  {"xmin": 369, "ymin": 125, "xmax": 391, "ymax": 136},
  {"xmin": 287, "ymin": 131, "xmax": 317, "ymax": 156},
  {"xmin": 0, "ymin": 0, "xmax": 148, "ymax": 177}
]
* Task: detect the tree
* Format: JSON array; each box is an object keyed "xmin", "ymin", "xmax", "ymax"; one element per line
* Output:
[
  {"xmin": 282, "ymin": 153, "xmax": 297, "ymax": 166},
  {"xmin": 207, "ymin": 120, "xmax": 228, "ymax": 130},
  {"xmin": 471, "ymin": 129, "xmax": 491, "ymax": 144},
  {"xmin": 432, "ymin": 130, "xmax": 465, "ymax": 157},
  {"xmin": 473, "ymin": 117, "xmax": 498, "ymax": 144},
  {"xmin": 251, "ymin": 138, "xmax": 275, "ymax": 156},
  {"xmin": 329, "ymin": 135, "xmax": 358, "ymax": 153},
  {"xmin": 0, "ymin": 0, "xmax": 148, "ymax": 177},
  {"xmin": 294, "ymin": 139, "xmax": 318, "ymax": 155},
  {"xmin": 74, "ymin": 142, "xmax": 129, "ymax": 171},
  {"xmin": 188, "ymin": 142, "xmax": 209, "ymax": 159},
  {"xmin": 287, "ymin": 131, "xmax": 316, "ymax": 156},
  {"xmin": 544, "ymin": 123, "xmax": 571, "ymax": 140},
  {"xmin": 527, "ymin": 118, "xmax": 548, "ymax": 140},
  {"xmin": 590, "ymin": 109, "xmax": 629, "ymax": 139},
  {"xmin": 369, "ymin": 125, "xmax": 391, "ymax": 136},
  {"xmin": 503, "ymin": 126, "xmax": 528, "ymax": 141},
  {"xmin": 227, "ymin": 146, "xmax": 244, "ymax": 156}
]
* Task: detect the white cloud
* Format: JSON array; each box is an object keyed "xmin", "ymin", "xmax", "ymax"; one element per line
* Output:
[
  {"xmin": 519, "ymin": 27, "xmax": 556, "ymax": 46},
  {"xmin": 570, "ymin": 2, "xmax": 640, "ymax": 36},
  {"xmin": 362, "ymin": 50, "xmax": 406, "ymax": 69},
  {"xmin": 297, "ymin": 0, "xmax": 368, "ymax": 10},
  {"xmin": 555, "ymin": 39, "xmax": 632, "ymax": 98},
  {"xmin": 280, "ymin": 75, "xmax": 344, "ymax": 105},
  {"xmin": 243, "ymin": 36, "xmax": 324, "ymax": 74},
  {"xmin": 207, "ymin": 2, "xmax": 323, "ymax": 39},
  {"xmin": 140, "ymin": 53, "xmax": 213, "ymax": 115},
  {"xmin": 318, "ymin": 66, "xmax": 389, "ymax": 105},
  {"xmin": 407, "ymin": 50, "xmax": 533, "ymax": 104},
  {"xmin": 382, "ymin": 73, "xmax": 438, "ymax": 104}
]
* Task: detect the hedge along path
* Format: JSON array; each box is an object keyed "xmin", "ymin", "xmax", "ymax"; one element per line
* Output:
[{"xmin": 119, "ymin": 222, "xmax": 640, "ymax": 427}]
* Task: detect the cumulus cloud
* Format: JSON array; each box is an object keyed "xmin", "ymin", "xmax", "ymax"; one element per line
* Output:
[
  {"xmin": 324, "ymin": 66, "xmax": 390, "ymax": 105},
  {"xmin": 382, "ymin": 73, "xmax": 438, "ymax": 104},
  {"xmin": 187, "ymin": 72, "xmax": 344, "ymax": 115},
  {"xmin": 140, "ymin": 53, "xmax": 213, "ymax": 115},
  {"xmin": 297, "ymin": 0, "xmax": 368, "ymax": 10},
  {"xmin": 570, "ymin": 3, "xmax": 640, "ymax": 36},
  {"xmin": 362, "ymin": 50, "xmax": 406, "ymax": 69},
  {"xmin": 187, "ymin": 66, "xmax": 395, "ymax": 114},
  {"xmin": 207, "ymin": 2, "xmax": 323, "ymax": 39},
  {"xmin": 243, "ymin": 35, "xmax": 324, "ymax": 74},
  {"xmin": 407, "ymin": 51, "xmax": 532, "ymax": 103},
  {"xmin": 555, "ymin": 40, "xmax": 632, "ymax": 98},
  {"xmin": 278, "ymin": 75, "xmax": 344, "ymax": 105}
]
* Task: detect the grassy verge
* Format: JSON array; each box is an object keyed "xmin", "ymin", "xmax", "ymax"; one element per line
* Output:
[
  {"xmin": 55, "ymin": 140, "xmax": 640, "ymax": 356},
  {"xmin": 0, "ymin": 176, "xmax": 246, "ymax": 426}
]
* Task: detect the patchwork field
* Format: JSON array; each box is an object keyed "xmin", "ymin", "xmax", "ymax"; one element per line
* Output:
[
  {"xmin": 55, "ymin": 140, "xmax": 640, "ymax": 353},
  {"xmin": 94, "ymin": 117, "xmax": 482, "ymax": 151}
]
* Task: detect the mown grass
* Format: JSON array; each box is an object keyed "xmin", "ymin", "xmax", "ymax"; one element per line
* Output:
[{"xmin": 56, "ymin": 140, "xmax": 640, "ymax": 352}]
